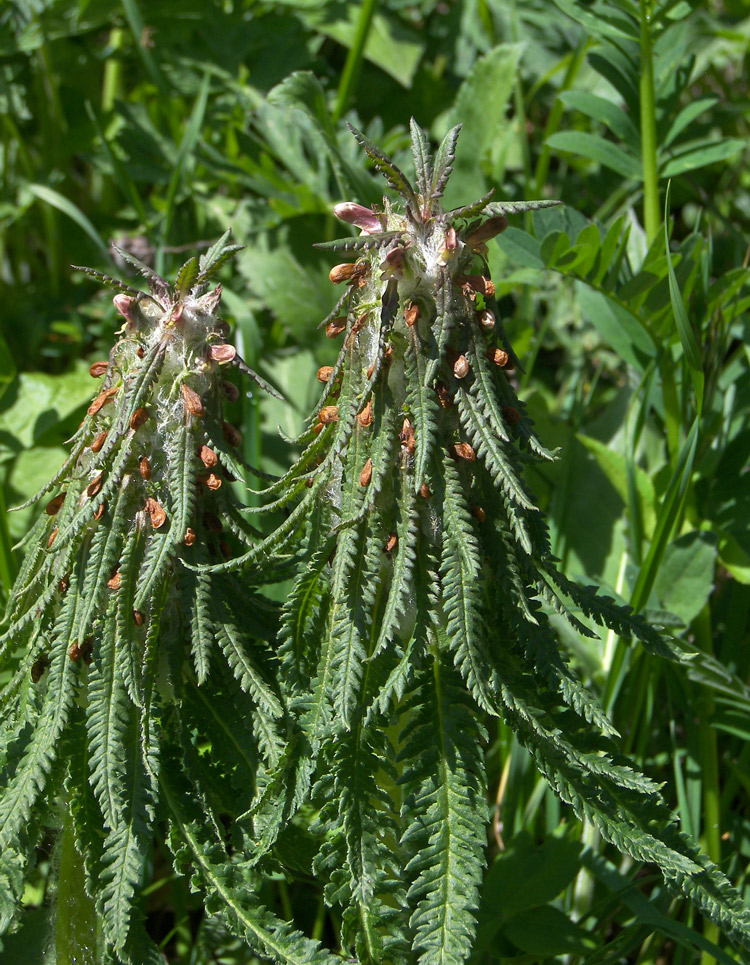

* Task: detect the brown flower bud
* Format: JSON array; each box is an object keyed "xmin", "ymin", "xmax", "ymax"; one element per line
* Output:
[
  {"xmin": 219, "ymin": 541, "xmax": 232, "ymax": 559},
  {"xmin": 48, "ymin": 527, "xmax": 58, "ymax": 548},
  {"xmin": 222, "ymin": 421, "xmax": 242, "ymax": 447},
  {"xmin": 477, "ymin": 309, "xmax": 495, "ymax": 331},
  {"xmin": 139, "ymin": 456, "xmax": 152, "ymax": 480},
  {"xmin": 145, "ymin": 497, "xmax": 167, "ymax": 528},
  {"xmin": 419, "ymin": 482, "xmax": 431, "ymax": 499},
  {"xmin": 58, "ymin": 573, "xmax": 70, "ymax": 594},
  {"xmin": 133, "ymin": 610, "xmax": 145, "ymax": 627},
  {"xmin": 471, "ymin": 504, "xmax": 486, "ymax": 523},
  {"xmin": 444, "ymin": 226, "xmax": 458, "ymax": 251},
  {"xmin": 107, "ymin": 571, "xmax": 121, "ymax": 590},
  {"xmin": 318, "ymin": 405, "xmax": 339, "ymax": 425},
  {"xmin": 326, "ymin": 317, "xmax": 347, "ymax": 339},
  {"xmin": 46, "ymin": 492, "xmax": 66, "ymax": 516},
  {"xmin": 317, "ymin": 366, "xmax": 334, "ymax": 383},
  {"xmin": 385, "ymin": 534, "xmax": 398, "ymax": 554},
  {"xmin": 222, "ymin": 379, "xmax": 240, "ymax": 403},
  {"xmin": 200, "ymin": 473, "xmax": 222, "ymax": 491},
  {"xmin": 80, "ymin": 637, "xmax": 94, "ymax": 665},
  {"xmin": 329, "ymin": 263, "xmax": 357, "ymax": 284},
  {"xmin": 366, "ymin": 361, "xmax": 376, "ymax": 380},
  {"xmin": 502, "ymin": 406, "xmax": 521, "ymax": 425},
  {"xmin": 452, "ymin": 442, "xmax": 476, "ymax": 462},
  {"xmin": 209, "ymin": 343, "xmax": 236, "ymax": 364},
  {"xmin": 184, "ymin": 528, "xmax": 196, "ymax": 546},
  {"xmin": 91, "ymin": 431, "xmax": 107, "ymax": 453},
  {"xmin": 404, "ymin": 303, "xmax": 420, "ymax": 328},
  {"xmin": 399, "ymin": 418, "xmax": 416, "ymax": 455},
  {"xmin": 435, "ymin": 382, "xmax": 454, "ymax": 409},
  {"xmin": 89, "ymin": 360, "xmax": 108, "ymax": 378},
  {"xmin": 130, "ymin": 407, "xmax": 149, "ymax": 430},
  {"xmin": 466, "ymin": 216, "xmax": 508, "ymax": 247},
  {"xmin": 453, "ymin": 355, "xmax": 469, "ymax": 379},
  {"xmin": 199, "ymin": 445, "xmax": 218, "ymax": 468},
  {"xmin": 181, "ymin": 383, "xmax": 204, "ymax": 417},
  {"xmin": 88, "ymin": 385, "xmax": 119, "ymax": 416},
  {"xmin": 358, "ymin": 399, "xmax": 373, "ymax": 427},
  {"xmin": 87, "ymin": 473, "xmax": 104, "ymax": 498},
  {"xmin": 203, "ymin": 512, "xmax": 223, "ymax": 534},
  {"xmin": 487, "ymin": 347, "xmax": 509, "ymax": 367},
  {"xmin": 94, "ymin": 500, "xmax": 107, "ymax": 521},
  {"xmin": 305, "ymin": 476, "xmax": 315, "ymax": 488},
  {"xmin": 136, "ymin": 346, "xmax": 145, "ymax": 359},
  {"xmin": 313, "ymin": 423, "xmax": 324, "ymax": 436},
  {"xmin": 456, "ymin": 274, "xmax": 495, "ymax": 299},
  {"xmin": 359, "ymin": 458, "xmax": 373, "ymax": 487},
  {"xmin": 68, "ymin": 642, "xmax": 81, "ymax": 662}
]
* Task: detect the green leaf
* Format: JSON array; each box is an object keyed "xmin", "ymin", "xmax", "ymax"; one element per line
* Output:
[
  {"xmin": 653, "ymin": 531, "xmax": 717, "ymax": 626},
  {"xmin": 665, "ymin": 181, "xmax": 704, "ymax": 410},
  {"xmin": 576, "ymin": 284, "xmax": 657, "ymax": 371},
  {"xmin": 546, "ymin": 131, "xmax": 642, "ymax": 180},
  {"xmin": 26, "ymin": 184, "xmax": 110, "ymax": 258},
  {"xmin": 663, "ymin": 96, "xmax": 719, "ymax": 147},
  {"xmin": 577, "ymin": 433, "xmax": 657, "ymax": 536},
  {"xmin": 660, "ymin": 138, "xmax": 744, "ymax": 177},
  {"xmin": 559, "ymin": 90, "xmax": 641, "ymax": 147},
  {"xmin": 442, "ymin": 44, "xmax": 522, "ymax": 205},
  {"xmin": 0, "ymin": 334, "xmax": 16, "ymax": 405},
  {"xmin": 504, "ymin": 905, "xmax": 596, "ymax": 955}
]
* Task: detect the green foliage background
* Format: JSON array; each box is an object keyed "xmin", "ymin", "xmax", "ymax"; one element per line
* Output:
[{"xmin": 1, "ymin": 0, "xmax": 750, "ymax": 961}]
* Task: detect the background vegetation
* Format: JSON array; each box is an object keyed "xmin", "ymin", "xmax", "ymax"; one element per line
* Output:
[{"xmin": 1, "ymin": 0, "xmax": 750, "ymax": 961}]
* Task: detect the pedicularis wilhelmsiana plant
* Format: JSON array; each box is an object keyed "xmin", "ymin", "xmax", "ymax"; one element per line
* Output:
[
  {"xmin": 2, "ymin": 123, "xmax": 750, "ymax": 965},
  {"xmin": 0, "ymin": 236, "xmax": 310, "ymax": 964}
]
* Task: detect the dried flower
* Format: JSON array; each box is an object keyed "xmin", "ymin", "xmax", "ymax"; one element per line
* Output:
[
  {"xmin": 487, "ymin": 347, "xmax": 509, "ymax": 367},
  {"xmin": 329, "ymin": 263, "xmax": 357, "ymax": 285},
  {"xmin": 452, "ymin": 442, "xmax": 477, "ymax": 462},
  {"xmin": 88, "ymin": 385, "xmax": 119, "ymax": 416},
  {"xmin": 144, "ymin": 497, "xmax": 167, "ymax": 528},
  {"xmin": 91, "ymin": 431, "xmax": 107, "ymax": 453},
  {"xmin": 319, "ymin": 406, "xmax": 339, "ymax": 425},
  {"xmin": 89, "ymin": 360, "xmax": 109, "ymax": 378},
  {"xmin": 130, "ymin": 407, "xmax": 149, "ymax": 430},
  {"xmin": 360, "ymin": 458, "xmax": 373, "ymax": 487},
  {"xmin": 326, "ymin": 317, "xmax": 347, "ymax": 339},
  {"xmin": 453, "ymin": 355, "xmax": 470, "ymax": 379},
  {"xmin": 46, "ymin": 493, "xmax": 66, "ymax": 516},
  {"xmin": 209, "ymin": 344, "xmax": 236, "ymax": 364},
  {"xmin": 139, "ymin": 457, "xmax": 152, "ymax": 480},
  {"xmin": 181, "ymin": 383, "xmax": 205, "ymax": 417},
  {"xmin": 317, "ymin": 366, "xmax": 334, "ymax": 383},
  {"xmin": 199, "ymin": 445, "xmax": 218, "ymax": 468}
]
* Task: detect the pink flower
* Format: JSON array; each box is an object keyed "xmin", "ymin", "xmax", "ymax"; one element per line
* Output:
[{"xmin": 333, "ymin": 202, "xmax": 382, "ymax": 234}]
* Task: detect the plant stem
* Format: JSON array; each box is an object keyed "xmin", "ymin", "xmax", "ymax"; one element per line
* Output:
[
  {"xmin": 534, "ymin": 38, "xmax": 588, "ymax": 196},
  {"xmin": 333, "ymin": 0, "xmax": 378, "ymax": 123},
  {"xmin": 694, "ymin": 603, "xmax": 721, "ymax": 962},
  {"xmin": 56, "ymin": 811, "xmax": 99, "ymax": 965},
  {"xmin": 639, "ymin": 0, "xmax": 660, "ymax": 243}
]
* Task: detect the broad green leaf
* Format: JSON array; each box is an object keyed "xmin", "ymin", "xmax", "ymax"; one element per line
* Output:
[
  {"xmin": 660, "ymin": 138, "xmax": 744, "ymax": 177},
  {"xmin": 496, "ymin": 227, "xmax": 544, "ymax": 269},
  {"xmin": 546, "ymin": 131, "xmax": 642, "ymax": 180},
  {"xmin": 718, "ymin": 533, "xmax": 750, "ymax": 586},
  {"xmin": 300, "ymin": 8, "xmax": 424, "ymax": 89},
  {"xmin": 26, "ymin": 184, "xmax": 109, "ymax": 258},
  {"xmin": 560, "ymin": 90, "xmax": 640, "ymax": 147},
  {"xmin": 504, "ymin": 905, "xmax": 596, "ymax": 956},
  {"xmin": 663, "ymin": 96, "xmax": 719, "ymax": 147},
  {"xmin": 653, "ymin": 531, "xmax": 717, "ymax": 626},
  {"xmin": 441, "ymin": 43, "xmax": 522, "ymax": 205},
  {"xmin": 578, "ymin": 433, "xmax": 657, "ymax": 537},
  {"xmin": 0, "ymin": 362, "xmax": 94, "ymax": 450},
  {"xmin": 576, "ymin": 284, "xmax": 657, "ymax": 371},
  {"xmin": 552, "ymin": 0, "xmax": 640, "ymax": 40}
]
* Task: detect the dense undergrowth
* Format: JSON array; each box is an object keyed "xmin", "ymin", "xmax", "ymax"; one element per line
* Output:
[{"xmin": 1, "ymin": 1, "xmax": 750, "ymax": 963}]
